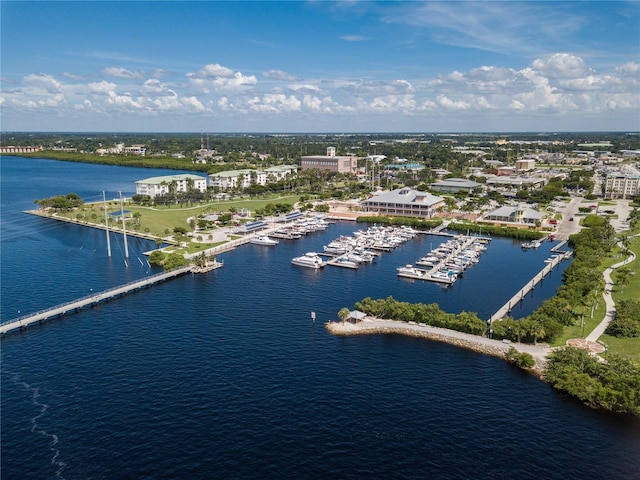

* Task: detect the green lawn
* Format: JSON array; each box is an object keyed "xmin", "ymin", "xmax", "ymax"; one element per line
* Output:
[
  {"xmin": 552, "ymin": 232, "xmax": 640, "ymax": 354},
  {"xmin": 600, "ymin": 335, "xmax": 640, "ymax": 362},
  {"xmin": 62, "ymin": 194, "xmax": 301, "ymax": 238}
]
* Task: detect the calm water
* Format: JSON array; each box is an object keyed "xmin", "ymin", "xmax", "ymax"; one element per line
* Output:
[{"xmin": 2, "ymin": 156, "xmax": 639, "ymax": 479}]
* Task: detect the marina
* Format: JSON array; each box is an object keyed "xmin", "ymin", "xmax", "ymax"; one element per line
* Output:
[
  {"xmin": 309, "ymin": 224, "xmax": 418, "ymax": 269},
  {"xmin": 8, "ymin": 158, "xmax": 635, "ymax": 480},
  {"xmin": 398, "ymin": 235, "xmax": 489, "ymax": 285}
]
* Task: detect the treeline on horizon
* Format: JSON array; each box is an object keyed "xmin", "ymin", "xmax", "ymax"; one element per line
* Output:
[{"xmin": 3, "ymin": 131, "xmax": 639, "ymax": 158}]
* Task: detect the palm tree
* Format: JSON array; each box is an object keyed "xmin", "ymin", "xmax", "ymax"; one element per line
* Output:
[
  {"xmin": 616, "ymin": 267, "xmax": 631, "ymax": 293},
  {"xmin": 338, "ymin": 308, "xmax": 350, "ymax": 324}
]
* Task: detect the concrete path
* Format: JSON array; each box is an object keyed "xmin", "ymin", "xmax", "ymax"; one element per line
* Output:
[
  {"xmin": 326, "ymin": 318, "xmax": 552, "ymax": 369},
  {"xmin": 585, "ymin": 238, "xmax": 637, "ymax": 343}
]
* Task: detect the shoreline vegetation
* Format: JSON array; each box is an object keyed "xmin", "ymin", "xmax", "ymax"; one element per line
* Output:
[{"xmin": 328, "ymin": 216, "xmax": 640, "ymax": 416}]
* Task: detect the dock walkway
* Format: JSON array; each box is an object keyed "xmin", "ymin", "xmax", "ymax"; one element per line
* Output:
[
  {"xmin": 0, "ymin": 266, "xmax": 193, "ymax": 335},
  {"xmin": 489, "ymin": 250, "xmax": 572, "ymax": 322}
]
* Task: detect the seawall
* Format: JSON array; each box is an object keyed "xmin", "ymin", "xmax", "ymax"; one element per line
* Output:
[{"xmin": 325, "ymin": 318, "xmax": 551, "ymax": 376}]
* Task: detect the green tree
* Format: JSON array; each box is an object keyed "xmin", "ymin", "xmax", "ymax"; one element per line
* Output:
[
  {"xmin": 163, "ymin": 252, "xmax": 188, "ymax": 270},
  {"xmin": 505, "ymin": 347, "xmax": 535, "ymax": 369},
  {"xmin": 616, "ymin": 266, "xmax": 631, "ymax": 293}
]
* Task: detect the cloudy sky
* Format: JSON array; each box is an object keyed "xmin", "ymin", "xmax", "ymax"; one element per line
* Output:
[{"xmin": 1, "ymin": 1, "xmax": 639, "ymax": 133}]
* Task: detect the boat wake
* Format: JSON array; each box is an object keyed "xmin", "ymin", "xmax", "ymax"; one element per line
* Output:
[{"xmin": 9, "ymin": 372, "xmax": 68, "ymax": 480}]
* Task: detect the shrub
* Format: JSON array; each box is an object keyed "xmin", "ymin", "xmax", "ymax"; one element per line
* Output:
[{"xmin": 505, "ymin": 347, "xmax": 535, "ymax": 369}]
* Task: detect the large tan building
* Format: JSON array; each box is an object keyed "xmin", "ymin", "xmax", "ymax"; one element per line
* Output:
[
  {"xmin": 301, "ymin": 147, "xmax": 358, "ymax": 174},
  {"xmin": 604, "ymin": 173, "xmax": 640, "ymax": 199}
]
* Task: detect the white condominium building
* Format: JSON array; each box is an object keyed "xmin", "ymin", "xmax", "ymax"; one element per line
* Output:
[
  {"xmin": 604, "ymin": 173, "xmax": 640, "ymax": 199},
  {"xmin": 135, "ymin": 174, "xmax": 208, "ymax": 198}
]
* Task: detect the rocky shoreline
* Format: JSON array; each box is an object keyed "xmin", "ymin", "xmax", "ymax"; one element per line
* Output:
[{"xmin": 325, "ymin": 318, "xmax": 551, "ymax": 377}]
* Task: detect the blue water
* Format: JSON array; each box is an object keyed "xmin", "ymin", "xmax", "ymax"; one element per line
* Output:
[{"xmin": 2, "ymin": 156, "xmax": 639, "ymax": 479}]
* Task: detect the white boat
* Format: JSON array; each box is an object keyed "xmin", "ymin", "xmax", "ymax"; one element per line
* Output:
[
  {"xmin": 397, "ymin": 264, "xmax": 427, "ymax": 277},
  {"xmin": 430, "ymin": 270, "xmax": 457, "ymax": 283},
  {"xmin": 334, "ymin": 256, "xmax": 359, "ymax": 269},
  {"xmin": 291, "ymin": 252, "xmax": 325, "ymax": 269},
  {"xmin": 250, "ymin": 234, "xmax": 279, "ymax": 246},
  {"xmin": 323, "ymin": 242, "xmax": 349, "ymax": 254}
]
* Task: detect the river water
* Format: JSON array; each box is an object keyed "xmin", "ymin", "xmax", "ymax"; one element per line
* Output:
[{"xmin": 2, "ymin": 156, "xmax": 639, "ymax": 479}]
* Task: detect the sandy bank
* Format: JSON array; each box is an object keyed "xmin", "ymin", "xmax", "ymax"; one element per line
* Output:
[{"xmin": 325, "ymin": 318, "xmax": 551, "ymax": 376}]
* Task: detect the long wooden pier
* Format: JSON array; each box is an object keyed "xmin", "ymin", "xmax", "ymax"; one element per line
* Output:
[
  {"xmin": 489, "ymin": 250, "xmax": 572, "ymax": 323},
  {"xmin": 0, "ymin": 266, "xmax": 193, "ymax": 336}
]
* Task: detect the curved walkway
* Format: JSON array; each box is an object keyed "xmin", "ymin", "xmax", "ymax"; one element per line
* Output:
[
  {"xmin": 326, "ymin": 318, "xmax": 552, "ymax": 373},
  {"xmin": 583, "ymin": 239, "xmax": 636, "ymax": 343}
]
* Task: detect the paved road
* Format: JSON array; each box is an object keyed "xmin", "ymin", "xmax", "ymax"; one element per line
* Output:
[{"xmin": 554, "ymin": 196, "xmax": 585, "ymax": 240}]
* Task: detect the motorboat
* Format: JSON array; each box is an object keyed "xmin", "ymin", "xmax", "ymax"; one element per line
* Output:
[
  {"xmin": 291, "ymin": 252, "xmax": 325, "ymax": 269},
  {"xmin": 431, "ymin": 270, "xmax": 457, "ymax": 283},
  {"xmin": 334, "ymin": 256, "xmax": 359, "ymax": 269},
  {"xmin": 397, "ymin": 264, "xmax": 427, "ymax": 277},
  {"xmin": 250, "ymin": 234, "xmax": 279, "ymax": 246}
]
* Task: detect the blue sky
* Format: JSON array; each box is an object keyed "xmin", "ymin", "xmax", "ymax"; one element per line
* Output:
[{"xmin": 1, "ymin": 1, "xmax": 639, "ymax": 133}]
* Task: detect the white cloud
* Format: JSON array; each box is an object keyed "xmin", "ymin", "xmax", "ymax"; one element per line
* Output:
[
  {"xmin": 263, "ymin": 70, "xmax": 298, "ymax": 81},
  {"xmin": 142, "ymin": 79, "xmax": 177, "ymax": 97},
  {"xmin": 2, "ymin": 52, "xmax": 637, "ymax": 131},
  {"xmin": 531, "ymin": 53, "xmax": 591, "ymax": 79},
  {"xmin": 334, "ymin": 79, "xmax": 416, "ymax": 96},
  {"xmin": 88, "ymin": 81, "xmax": 117, "ymax": 95},
  {"xmin": 182, "ymin": 96, "xmax": 206, "ymax": 112},
  {"xmin": 188, "ymin": 63, "xmax": 235, "ymax": 79},
  {"xmin": 616, "ymin": 61, "xmax": 640, "ymax": 77},
  {"xmin": 382, "ymin": 2, "xmax": 584, "ymax": 55},
  {"xmin": 188, "ymin": 64, "xmax": 257, "ymax": 93},
  {"xmin": 103, "ymin": 67, "xmax": 144, "ymax": 79},
  {"xmin": 288, "ymin": 84, "xmax": 322, "ymax": 94},
  {"xmin": 437, "ymin": 95, "xmax": 470, "ymax": 111},
  {"xmin": 248, "ymin": 93, "xmax": 302, "ymax": 113},
  {"xmin": 24, "ymin": 74, "xmax": 63, "ymax": 93}
]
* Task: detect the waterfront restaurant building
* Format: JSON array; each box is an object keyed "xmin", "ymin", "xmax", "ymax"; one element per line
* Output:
[
  {"xmin": 360, "ymin": 188, "xmax": 445, "ymax": 219},
  {"xmin": 301, "ymin": 147, "xmax": 358, "ymax": 174},
  {"xmin": 135, "ymin": 174, "xmax": 208, "ymax": 198}
]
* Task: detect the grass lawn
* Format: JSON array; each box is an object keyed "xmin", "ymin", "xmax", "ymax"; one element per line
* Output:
[
  {"xmin": 611, "ymin": 235, "xmax": 640, "ymax": 302},
  {"xmin": 600, "ymin": 335, "xmax": 640, "ymax": 362},
  {"xmin": 62, "ymin": 194, "xmax": 301, "ymax": 238},
  {"xmin": 186, "ymin": 241, "xmax": 226, "ymax": 254},
  {"xmin": 552, "ymin": 233, "xmax": 640, "ymax": 351}
]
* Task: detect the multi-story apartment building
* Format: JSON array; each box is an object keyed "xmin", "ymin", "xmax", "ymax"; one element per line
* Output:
[
  {"xmin": 604, "ymin": 173, "xmax": 640, "ymax": 199},
  {"xmin": 135, "ymin": 174, "xmax": 208, "ymax": 198},
  {"xmin": 209, "ymin": 169, "xmax": 267, "ymax": 191},
  {"xmin": 301, "ymin": 147, "xmax": 358, "ymax": 174}
]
